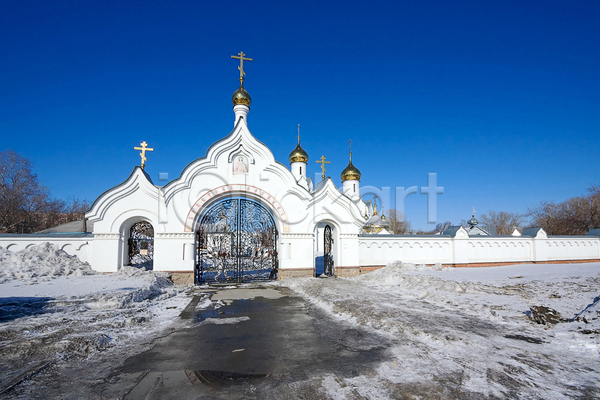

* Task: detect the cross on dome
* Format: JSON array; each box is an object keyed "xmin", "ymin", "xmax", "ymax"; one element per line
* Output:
[
  {"xmin": 341, "ymin": 139, "xmax": 361, "ymax": 182},
  {"xmin": 231, "ymin": 51, "xmax": 253, "ymax": 108},
  {"xmin": 316, "ymin": 155, "xmax": 330, "ymax": 180},
  {"xmin": 289, "ymin": 123, "xmax": 309, "ymax": 164},
  {"xmin": 134, "ymin": 141, "xmax": 153, "ymax": 170},
  {"xmin": 468, "ymin": 207, "xmax": 479, "ymax": 227},
  {"xmin": 231, "ymin": 51, "xmax": 253, "ymax": 81},
  {"xmin": 373, "ymin": 195, "xmax": 378, "ymax": 215}
]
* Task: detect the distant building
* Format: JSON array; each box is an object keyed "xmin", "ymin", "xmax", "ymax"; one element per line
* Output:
[{"xmin": 463, "ymin": 214, "xmax": 490, "ymax": 236}]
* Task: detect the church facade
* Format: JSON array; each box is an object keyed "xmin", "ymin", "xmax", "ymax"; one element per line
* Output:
[
  {"xmin": 1, "ymin": 57, "xmax": 599, "ymax": 283},
  {"xmin": 84, "ymin": 67, "xmax": 372, "ymax": 283}
]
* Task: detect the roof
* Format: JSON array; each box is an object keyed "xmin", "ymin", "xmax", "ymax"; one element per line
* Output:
[
  {"xmin": 521, "ymin": 227, "xmax": 545, "ymax": 237},
  {"xmin": 464, "ymin": 225, "xmax": 490, "ymax": 236},
  {"xmin": 441, "ymin": 226, "xmax": 463, "ymax": 237},
  {"xmin": 36, "ymin": 219, "xmax": 93, "ymax": 234}
]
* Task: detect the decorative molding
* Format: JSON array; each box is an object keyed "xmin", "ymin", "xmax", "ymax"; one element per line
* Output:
[
  {"xmin": 184, "ymin": 185, "xmax": 290, "ymax": 233},
  {"xmin": 227, "ymin": 143, "xmax": 256, "ymax": 165},
  {"xmin": 93, "ymin": 233, "xmax": 121, "ymax": 239},
  {"xmin": 86, "ymin": 167, "xmax": 158, "ymax": 223},
  {"xmin": 280, "ymin": 233, "xmax": 313, "ymax": 238},
  {"xmin": 156, "ymin": 233, "xmax": 195, "ymax": 239}
]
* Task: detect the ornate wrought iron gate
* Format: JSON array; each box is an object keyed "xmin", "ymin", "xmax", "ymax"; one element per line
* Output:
[
  {"xmin": 128, "ymin": 221, "xmax": 154, "ymax": 269},
  {"xmin": 195, "ymin": 198, "xmax": 278, "ymax": 284},
  {"xmin": 323, "ymin": 224, "xmax": 334, "ymax": 276}
]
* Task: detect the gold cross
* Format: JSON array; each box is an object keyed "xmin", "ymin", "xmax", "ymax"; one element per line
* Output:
[
  {"xmin": 297, "ymin": 124, "xmax": 300, "ymax": 144},
  {"xmin": 348, "ymin": 139, "xmax": 352, "ymax": 161},
  {"xmin": 316, "ymin": 155, "xmax": 330, "ymax": 180},
  {"xmin": 373, "ymin": 195, "xmax": 378, "ymax": 215},
  {"xmin": 134, "ymin": 141, "xmax": 154, "ymax": 169},
  {"xmin": 231, "ymin": 51, "xmax": 253, "ymax": 81}
]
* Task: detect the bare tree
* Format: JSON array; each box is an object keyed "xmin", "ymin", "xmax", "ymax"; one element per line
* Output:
[
  {"xmin": 0, "ymin": 151, "xmax": 91, "ymax": 233},
  {"xmin": 433, "ymin": 221, "xmax": 452, "ymax": 234},
  {"xmin": 528, "ymin": 186, "xmax": 600, "ymax": 235},
  {"xmin": 480, "ymin": 211, "xmax": 525, "ymax": 235},
  {"xmin": 63, "ymin": 198, "xmax": 90, "ymax": 222},
  {"xmin": 587, "ymin": 185, "xmax": 600, "ymax": 229},
  {"xmin": 387, "ymin": 209, "xmax": 411, "ymax": 234},
  {"xmin": 0, "ymin": 150, "xmax": 50, "ymax": 232}
]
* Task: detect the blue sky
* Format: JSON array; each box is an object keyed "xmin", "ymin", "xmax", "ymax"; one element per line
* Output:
[{"xmin": 1, "ymin": 1, "xmax": 598, "ymax": 230}]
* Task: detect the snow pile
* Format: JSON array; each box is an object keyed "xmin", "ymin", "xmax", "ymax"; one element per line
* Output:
[
  {"xmin": 0, "ymin": 243, "xmax": 96, "ymax": 283},
  {"xmin": 112, "ymin": 265, "xmax": 176, "ymax": 306},
  {"xmin": 0, "ymin": 244, "xmax": 191, "ymax": 394},
  {"xmin": 358, "ymin": 261, "xmax": 600, "ymax": 328},
  {"xmin": 281, "ymin": 262, "xmax": 600, "ymax": 398}
]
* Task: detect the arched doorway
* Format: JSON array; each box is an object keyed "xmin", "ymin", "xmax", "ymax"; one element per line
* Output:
[
  {"xmin": 195, "ymin": 197, "xmax": 278, "ymax": 284},
  {"xmin": 314, "ymin": 223, "xmax": 335, "ymax": 277},
  {"xmin": 324, "ymin": 225, "xmax": 334, "ymax": 276},
  {"xmin": 128, "ymin": 221, "xmax": 154, "ymax": 269}
]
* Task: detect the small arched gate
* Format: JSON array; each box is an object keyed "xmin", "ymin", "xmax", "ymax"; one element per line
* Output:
[
  {"xmin": 195, "ymin": 198, "xmax": 278, "ymax": 284},
  {"xmin": 323, "ymin": 224, "xmax": 334, "ymax": 276},
  {"xmin": 128, "ymin": 221, "xmax": 154, "ymax": 269}
]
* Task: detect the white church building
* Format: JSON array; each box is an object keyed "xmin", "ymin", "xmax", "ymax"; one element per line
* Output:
[{"xmin": 2, "ymin": 56, "xmax": 599, "ymax": 284}]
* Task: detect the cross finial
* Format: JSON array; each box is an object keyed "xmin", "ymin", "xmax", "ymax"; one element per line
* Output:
[
  {"xmin": 472, "ymin": 207, "xmax": 476, "ymax": 216},
  {"xmin": 348, "ymin": 139, "xmax": 352, "ymax": 161},
  {"xmin": 134, "ymin": 141, "xmax": 154, "ymax": 170},
  {"xmin": 316, "ymin": 155, "xmax": 331, "ymax": 180},
  {"xmin": 298, "ymin": 124, "xmax": 300, "ymax": 144},
  {"xmin": 373, "ymin": 195, "xmax": 378, "ymax": 216},
  {"xmin": 231, "ymin": 51, "xmax": 253, "ymax": 81}
]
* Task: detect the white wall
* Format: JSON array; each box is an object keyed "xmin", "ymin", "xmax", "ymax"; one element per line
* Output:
[
  {"xmin": 1, "ymin": 231, "xmax": 599, "ymax": 274},
  {"xmin": 543, "ymin": 238, "xmax": 600, "ymax": 261},
  {"xmin": 359, "ymin": 236, "xmax": 452, "ymax": 265},
  {"xmin": 0, "ymin": 235, "xmax": 93, "ymax": 263},
  {"xmin": 358, "ymin": 234, "xmax": 600, "ymax": 266}
]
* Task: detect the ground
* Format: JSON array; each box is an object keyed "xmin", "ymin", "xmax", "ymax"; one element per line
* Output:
[{"xmin": 0, "ymin": 245, "xmax": 599, "ymax": 399}]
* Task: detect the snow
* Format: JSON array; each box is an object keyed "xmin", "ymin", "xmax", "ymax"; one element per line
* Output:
[
  {"xmin": 0, "ymin": 242, "xmax": 97, "ymax": 283},
  {"xmin": 282, "ymin": 261, "xmax": 600, "ymax": 398},
  {"xmin": 199, "ymin": 316, "xmax": 251, "ymax": 325},
  {"xmin": 0, "ymin": 244, "xmax": 191, "ymax": 394}
]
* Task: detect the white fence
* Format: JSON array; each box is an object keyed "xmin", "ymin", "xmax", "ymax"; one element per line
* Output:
[
  {"xmin": 359, "ymin": 230, "xmax": 600, "ymax": 267},
  {"xmin": 2, "ymin": 228, "xmax": 599, "ymax": 272},
  {"xmin": 0, "ymin": 234, "xmax": 94, "ymax": 264}
]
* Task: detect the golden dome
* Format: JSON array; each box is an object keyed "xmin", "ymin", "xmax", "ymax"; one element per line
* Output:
[
  {"xmin": 232, "ymin": 80, "xmax": 251, "ymax": 107},
  {"xmin": 289, "ymin": 143, "xmax": 308, "ymax": 163},
  {"xmin": 341, "ymin": 154, "xmax": 361, "ymax": 181}
]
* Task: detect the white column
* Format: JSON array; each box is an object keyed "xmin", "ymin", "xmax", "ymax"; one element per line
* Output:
[
  {"xmin": 291, "ymin": 161, "xmax": 307, "ymax": 180},
  {"xmin": 233, "ymin": 105, "xmax": 249, "ymax": 126},
  {"xmin": 343, "ymin": 179, "xmax": 359, "ymax": 199}
]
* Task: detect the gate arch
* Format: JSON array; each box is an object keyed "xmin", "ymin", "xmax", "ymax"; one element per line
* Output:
[
  {"xmin": 195, "ymin": 197, "xmax": 278, "ymax": 284},
  {"xmin": 128, "ymin": 220, "xmax": 154, "ymax": 269},
  {"xmin": 314, "ymin": 221, "xmax": 337, "ymax": 276},
  {"xmin": 324, "ymin": 225, "xmax": 334, "ymax": 276}
]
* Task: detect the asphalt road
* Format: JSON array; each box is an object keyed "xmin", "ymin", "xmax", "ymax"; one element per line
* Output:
[{"xmin": 114, "ymin": 286, "xmax": 390, "ymax": 399}]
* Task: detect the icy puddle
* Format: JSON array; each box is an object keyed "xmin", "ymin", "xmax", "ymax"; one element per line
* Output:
[{"xmin": 114, "ymin": 287, "xmax": 390, "ymax": 399}]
